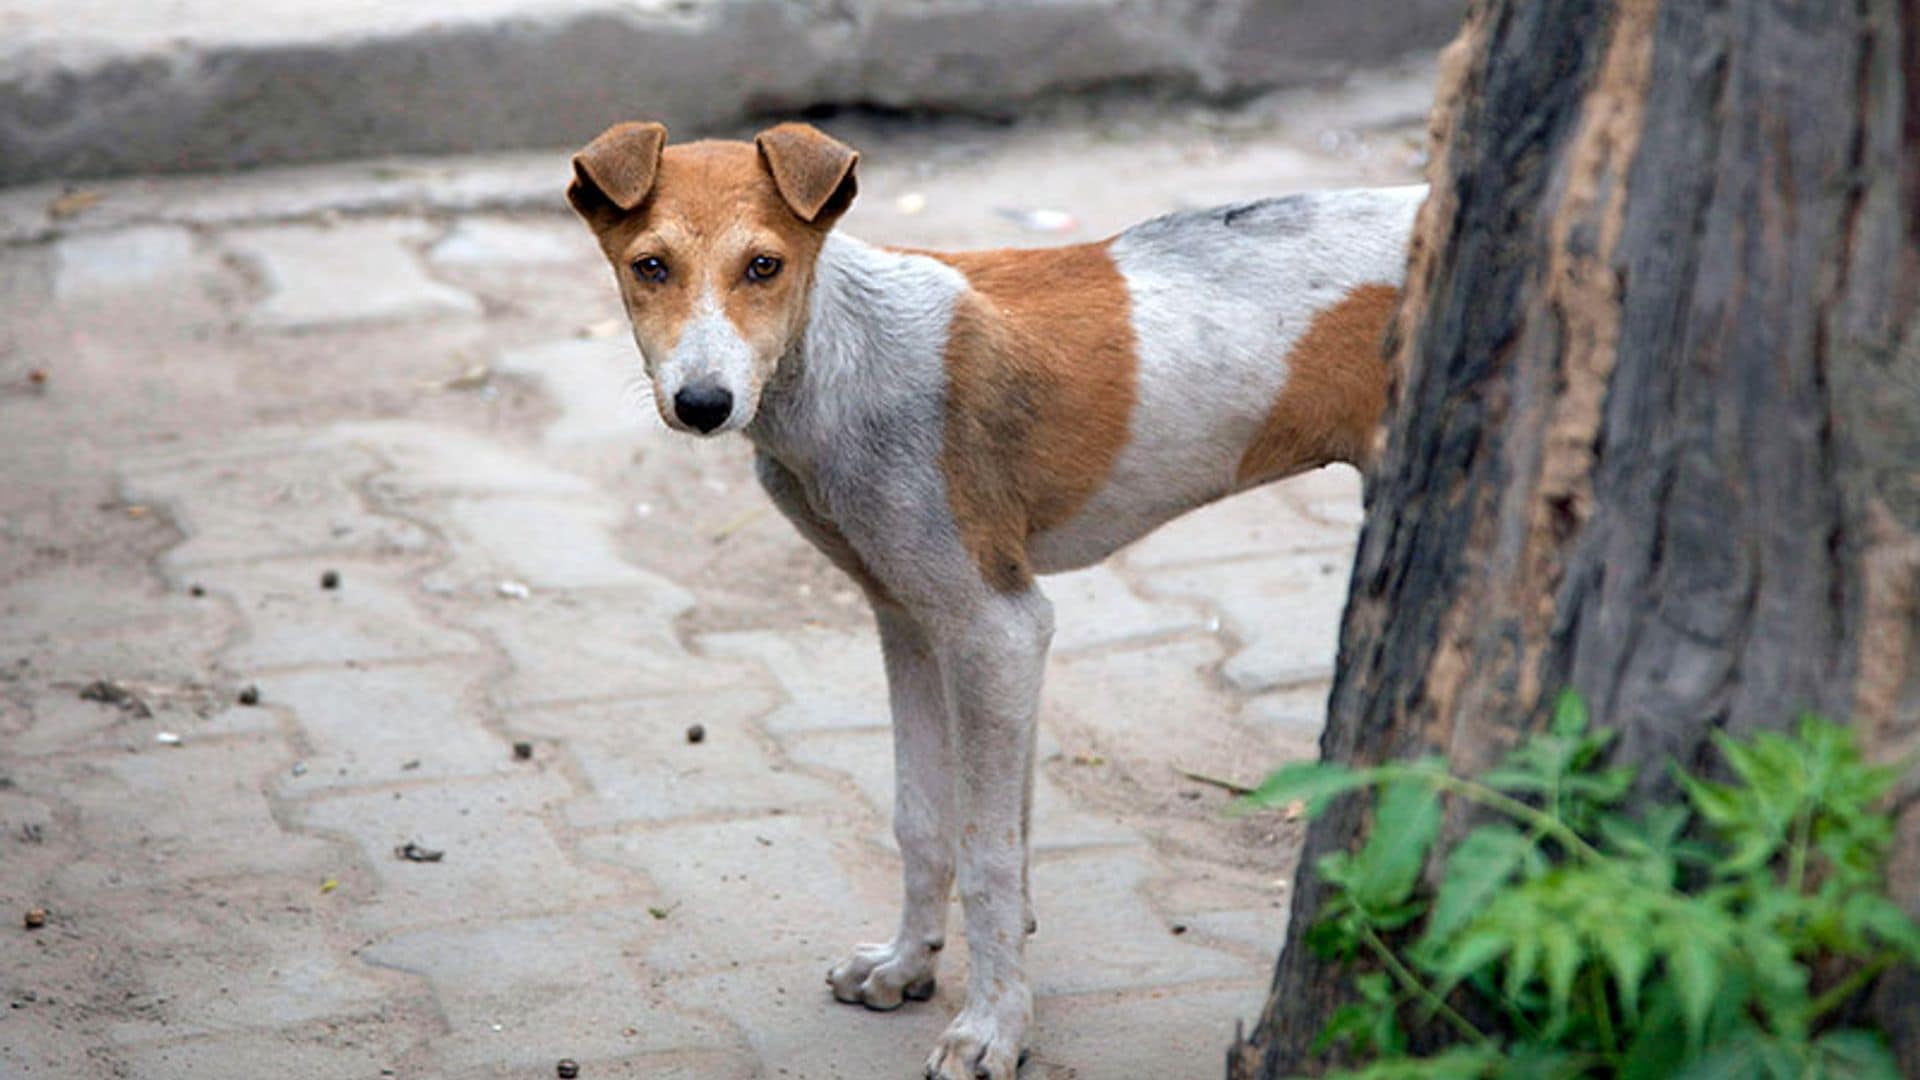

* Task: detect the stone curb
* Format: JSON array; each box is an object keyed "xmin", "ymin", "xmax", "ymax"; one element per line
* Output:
[{"xmin": 0, "ymin": 0, "xmax": 1459, "ymax": 186}]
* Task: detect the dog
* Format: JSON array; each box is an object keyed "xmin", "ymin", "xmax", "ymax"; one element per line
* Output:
[{"xmin": 566, "ymin": 120, "xmax": 1421, "ymax": 1079}]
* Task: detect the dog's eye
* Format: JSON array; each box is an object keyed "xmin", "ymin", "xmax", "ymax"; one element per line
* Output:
[
  {"xmin": 746, "ymin": 255, "xmax": 783, "ymax": 282},
  {"xmin": 631, "ymin": 256, "xmax": 668, "ymax": 284}
]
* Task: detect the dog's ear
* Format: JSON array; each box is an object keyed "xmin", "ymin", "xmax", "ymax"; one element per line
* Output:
[
  {"xmin": 568, "ymin": 121, "xmax": 668, "ymax": 221},
  {"xmin": 755, "ymin": 123, "xmax": 859, "ymax": 226}
]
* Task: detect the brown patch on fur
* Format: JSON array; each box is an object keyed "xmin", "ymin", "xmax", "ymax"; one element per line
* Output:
[
  {"xmin": 1236, "ymin": 283, "xmax": 1398, "ymax": 486},
  {"xmin": 933, "ymin": 243, "xmax": 1138, "ymax": 592}
]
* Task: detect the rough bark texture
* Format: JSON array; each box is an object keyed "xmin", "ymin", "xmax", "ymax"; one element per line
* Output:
[{"xmin": 1231, "ymin": 0, "xmax": 1920, "ymax": 1073}]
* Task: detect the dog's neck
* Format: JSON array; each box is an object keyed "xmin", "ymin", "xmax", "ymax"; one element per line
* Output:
[{"xmin": 747, "ymin": 232, "xmax": 965, "ymax": 472}]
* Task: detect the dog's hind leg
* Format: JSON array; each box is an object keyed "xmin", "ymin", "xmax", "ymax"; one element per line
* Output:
[
  {"xmin": 923, "ymin": 586, "xmax": 1051, "ymax": 1080},
  {"xmin": 828, "ymin": 604, "xmax": 954, "ymax": 1010}
]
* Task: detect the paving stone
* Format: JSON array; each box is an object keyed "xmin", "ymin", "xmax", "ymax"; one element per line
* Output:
[
  {"xmin": 1173, "ymin": 907, "xmax": 1288, "ymax": 959},
  {"xmin": 115, "ymin": 1016, "xmax": 424, "ymax": 1080},
  {"xmin": 55, "ymin": 738, "xmax": 332, "ymax": 882},
  {"xmin": 466, "ymin": 592, "xmax": 754, "ymax": 709},
  {"xmin": 579, "ymin": 814, "xmax": 896, "ymax": 975},
  {"xmin": 514, "ymin": 690, "xmax": 842, "ymax": 828},
  {"xmin": 102, "ymin": 901, "xmax": 406, "ymax": 1045},
  {"xmin": 1118, "ymin": 475, "xmax": 1359, "ymax": 571},
  {"xmin": 1027, "ymin": 985, "xmax": 1265, "ymax": 1080},
  {"xmin": 294, "ymin": 773, "xmax": 628, "ymax": 931},
  {"xmin": 362, "ymin": 911, "xmax": 736, "ymax": 1072},
  {"xmin": 226, "ymin": 221, "xmax": 482, "ymax": 331},
  {"xmin": 1047, "ymin": 563, "xmax": 1206, "ymax": 655},
  {"xmin": 442, "ymin": 495, "xmax": 662, "ymax": 590},
  {"xmin": 53, "ymin": 225, "xmax": 199, "ymax": 300},
  {"xmin": 326, "ymin": 421, "xmax": 597, "ymax": 497},
  {"xmin": 428, "ymin": 215, "xmax": 595, "ymax": 266},
  {"xmin": 660, "ymin": 959, "xmax": 952, "ymax": 1080},
  {"xmin": 784, "ymin": 727, "xmax": 1139, "ymax": 853},
  {"xmin": 0, "ymin": 564, "xmax": 224, "ymax": 680},
  {"xmin": 1137, "ymin": 552, "xmax": 1355, "ymax": 693},
  {"xmin": 1242, "ymin": 683, "xmax": 1332, "ymax": 750},
  {"xmin": 263, "ymin": 661, "xmax": 508, "ymax": 792},
  {"xmin": 697, "ymin": 628, "xmax": 889, "ymax": 734},
  {"xmin": 1045, "ymin": 636, "xmax": 1252, "ymax": 774},
  {"xmin": 120, "ymin": 443, "xmax": 433, "ymax": 569},
  {"xmin": 1027, "ymin": 850, "xmax": 1255, "ymax": 995},
  {"xmin": 494, "ymin": 337, "xmax": 653, "ymax": 447},
  {"xmin": 204, "ymin": 558, "xmax": 480, "ymax": 672}
]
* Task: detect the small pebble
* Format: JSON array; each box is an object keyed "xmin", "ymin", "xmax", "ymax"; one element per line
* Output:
[
  {"xmin": 557, "ymin": 1060, "xmax": 581, "ymax": 1079},
  {"xmin": 512, "ymin": 741, "xmax": 534, "ymax": 761},
  {"xmin": 23, "ymin": 908, "xmax": 47, "ymax": 930},
  {"xmin": 189, "ymin": 584, "xmax": 205, "ymax": 597},
  {"xmin": 27, "ymin": 369, "xmax": 47, "ymax": 385},
  {"xmin": 1170, "ymin": 922, "xmax": 1188, "ymax": 936},
  {"xmin": 237, "ymin": 685, "xmax": 260, "ymax": 707},
  {"xmin": 685, "ymin": 724, "xmax": 706, "ymax": 745},
  {"xmin": 320, "ymin": 570, "xmax": 341, "ymax": 590}
]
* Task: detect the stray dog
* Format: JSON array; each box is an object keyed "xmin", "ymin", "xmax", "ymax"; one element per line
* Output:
[{"xmin": 567, "ymin": 120, "xmax": 1420, "ymax": 1079}]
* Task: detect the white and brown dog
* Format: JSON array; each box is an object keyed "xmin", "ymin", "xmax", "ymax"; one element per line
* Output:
[{"xmin": 567, "ymin": 120, "xmax": 1420, "ymax": 1079}]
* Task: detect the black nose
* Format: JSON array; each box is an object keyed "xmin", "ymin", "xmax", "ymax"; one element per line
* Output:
[{"xmin": 673, "ymin": 383, "xmax": 733, "ymax": 433}]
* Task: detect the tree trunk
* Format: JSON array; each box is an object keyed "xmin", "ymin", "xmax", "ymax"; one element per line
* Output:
[{"xmin": 1231, "ymin": 0, "xmax": 1920, "ymax": 1074}]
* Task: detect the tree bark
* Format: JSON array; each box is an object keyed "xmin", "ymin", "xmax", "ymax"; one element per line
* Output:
[{"xmin": 1231, "ymin": 0, "xmax": 1920, "ymax": 1073}]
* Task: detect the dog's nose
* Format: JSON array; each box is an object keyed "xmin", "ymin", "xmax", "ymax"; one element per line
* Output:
[{"xmin": 673, "ymin": 383, "xmax": 733, "ymax": 433}]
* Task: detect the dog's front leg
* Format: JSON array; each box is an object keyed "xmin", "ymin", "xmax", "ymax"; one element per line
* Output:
[
  {"xmin": 924, "ymin": 587, "xmax": 1051, "ymax": 1080},
  {"xmin": 829, "ymin": 604, "xmax": 953, "ymax": 1009}
]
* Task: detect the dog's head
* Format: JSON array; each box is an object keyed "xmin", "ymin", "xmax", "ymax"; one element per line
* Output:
[{"xmin": 567, "ymin": 121, "xmax": 859, "ymax": 435}]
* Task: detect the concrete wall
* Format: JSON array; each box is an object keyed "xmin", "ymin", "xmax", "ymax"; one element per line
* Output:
[{"xmin": 0, "ymin": 0, "xmax": 1463, "ymax": 186}]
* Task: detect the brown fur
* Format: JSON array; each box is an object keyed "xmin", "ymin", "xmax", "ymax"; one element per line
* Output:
[
  {"xmin": 1236, "ymin": 283, "xmax": 1397, "ymax": 486},
  {"xmin": 931, "ymin": 243, "xmax": 1139, "ymax": 592},
  {"xmin": 582, "ymin": 140, "xmax": 835, "ymax": 384}
]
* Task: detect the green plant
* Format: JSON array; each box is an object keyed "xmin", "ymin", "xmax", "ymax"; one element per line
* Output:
[{"xmin": 1242, "ymin": 694, "xmax": 1920, "ymax": 1079}]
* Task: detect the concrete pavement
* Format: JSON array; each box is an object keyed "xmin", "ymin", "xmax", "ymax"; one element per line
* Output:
[{"xmin": 0, "ymin": 88, "xmax": 1426, "ymax": 1079}]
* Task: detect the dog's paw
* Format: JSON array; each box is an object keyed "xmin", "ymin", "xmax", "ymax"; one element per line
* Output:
[
  {"xmin": 923, "ymin": 990, "xmax": 1030, "ymax": 1080},
  {"xmin": 826, "ymin": 941, "xmax": 938, "ymax": 1011}
]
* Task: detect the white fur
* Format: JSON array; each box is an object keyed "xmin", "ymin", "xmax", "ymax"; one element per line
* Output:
[{"xmin": 650, "ymin": 287, "xmax": 761, "ymax": 433}]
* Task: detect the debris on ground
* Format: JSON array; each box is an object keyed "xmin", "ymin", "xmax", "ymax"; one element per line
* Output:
[
  {"xmin": 23, "ymin": 908, "xmax": 47, "ymax": 930},
  {"xmin": 154, "ymin": 731, "xmax": 182, "ymax": 746},
  {"xmin": 512, "ymin": 741, "xmax": 534, "ymax": 761},
  {"xmin": 646, "ymin": 905, "xmax": 673, "ymax": 920},
  {"xmin": 685, "ymin": 724, "xmax": 705, "ymax": 745},
  {"xmin": 189, "ymin": 583, "xmax": 206, "ymax": 597},
  {"xmin": 557, "ymin": 1059, "xmax": 581, "ymax": 1079},
  {"xmin": 320, "ymin": 877, "xmax": 339, "ymax": 894},
  {"xmin": 394, "ymin": 842, "xmax": 445, "ymax": 863},
  {"xmin": 497, "ymin": 580, "xmax": 531, "ymax": 600},
  {"xmin": 400, "ymin": 758, "xmax": 421, "ymax": 771},
  {"xmin": 320, "ymin": 569, "xmax": 341, "ymax": 590},
  {"xmin": 996, "ymin": 206, "xmax": 1079, "ymax": 233},
  {"xmin": 237, "ymin": 684, "xmax": 261, "ymax": 706},
  {"xmin": 894, "ymin": 191, "xmax": 928, "ymax": 215},
  {"xmin": 291, "ymin": 761, "xmax": 308, "ymax": 777},
  {"xmin": 79, "ymin": 679, "xmax": 152, "ymax": 718},
  {"xmin": 1169, "ymin": 922, "xmax": 1188, "ymax": 936},
  {"xmin": 424, "ymin": 360, "xmax": 493, "ymax": 393},
  {"xmin": 47, "ymin": 188, "xmax": 104, "ymax": 219}
]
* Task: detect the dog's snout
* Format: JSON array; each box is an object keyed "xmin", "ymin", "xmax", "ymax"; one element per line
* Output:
[{"xmin": 673, "ymin": 382, "xmax": 734, "ymax": 433}]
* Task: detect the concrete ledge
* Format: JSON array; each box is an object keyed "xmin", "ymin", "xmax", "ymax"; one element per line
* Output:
[{"xmin": 0, "ymin": 0, "xmax": 1460, "ymax": 186}]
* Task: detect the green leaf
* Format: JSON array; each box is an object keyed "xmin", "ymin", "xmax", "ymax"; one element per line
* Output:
[
  {"xmin": 1812, "ymin": 1029, "xmax": 1902, "ymax": 1080},
  {"xmin": 1664, "ymin": 929, "xmax": 1721, "ymax": 1050},
  {"xmin": 1351, "ymin": 778, "xmax": 1442, "ymax": 913},
  {"xmin": 1239, "ymin": 760, "xmax": 1374, "ymax": 816},
  {"xmin": 1424, "ymin": 825, "xmax": 1535, "ymax": 945},
  {"xmin": 1551, "ymin": 689, "xmax": 1589, "ymax": 735},
  {"xmin": 1593, "ymin": 919, "xmax": 1651, "ymax": 1022},
  {"xmin": 1538, "ymin": 921, "xmax": 1583, "ymax": 1025}
]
